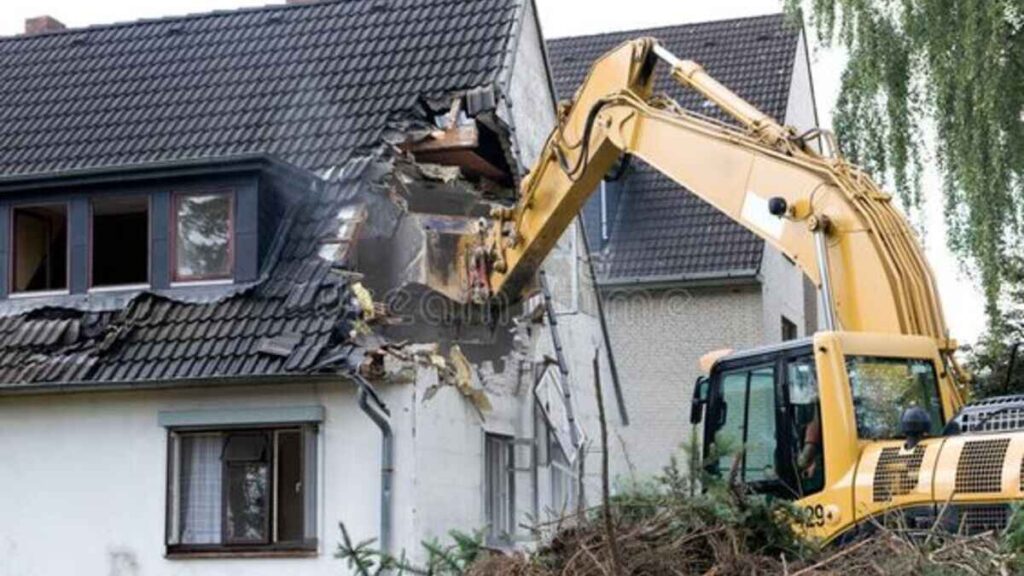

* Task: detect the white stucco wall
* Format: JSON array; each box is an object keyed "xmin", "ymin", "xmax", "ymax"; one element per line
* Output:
[
  {"xmin": 783, "ymin": 31, "xmax": 819, "ymax": 138},
  {"xmin": 0, "ymin": 380, "xmax": 407, "ymax": 576}
]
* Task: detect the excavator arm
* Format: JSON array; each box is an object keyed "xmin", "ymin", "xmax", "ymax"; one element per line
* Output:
[{"xmin": 483, "ymin": 38, "xmax": 951, "ymax": 351}]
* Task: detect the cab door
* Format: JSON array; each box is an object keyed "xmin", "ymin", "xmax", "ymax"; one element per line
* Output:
[
  {"xmin": 704, "ymin": 361, "xmax": 784, "ymax": 490},
  {"xmin": 701, "ymin": 346, "xmax": 830, "ymax": 502}
]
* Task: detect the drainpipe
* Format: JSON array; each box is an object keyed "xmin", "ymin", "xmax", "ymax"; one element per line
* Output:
[{"xmin": 353, "ymin": 372, "xmax": 394, "ymax": 554}]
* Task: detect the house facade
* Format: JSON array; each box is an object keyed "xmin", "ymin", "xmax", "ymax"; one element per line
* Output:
[
  {"xmin": 548, "ymin": 14, "xmax": 822, "ymax": 479},
  {"xmin": 0, "ymin": 2, "xmax": 621, "ymax": 574}
]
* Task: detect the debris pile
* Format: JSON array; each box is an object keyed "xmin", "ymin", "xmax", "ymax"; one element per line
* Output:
[{"xmin": 462, "ymin": 460, "xmax": 1024, "ymax": 576}]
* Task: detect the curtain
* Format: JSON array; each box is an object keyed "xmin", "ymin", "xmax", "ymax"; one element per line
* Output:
[{"xmin": 179, "ymin": 433, "xmax": 222, "ymax": 544}]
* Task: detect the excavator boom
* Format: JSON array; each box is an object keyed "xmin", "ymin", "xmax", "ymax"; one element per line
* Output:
[{"xmin": 485, "ymin": 38, "xmax": 949, "ymax": 349}]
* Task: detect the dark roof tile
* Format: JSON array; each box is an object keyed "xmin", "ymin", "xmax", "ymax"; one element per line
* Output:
[{"xmin": 0, "ymin": 0, "xmax": 519, "ymax": 177}]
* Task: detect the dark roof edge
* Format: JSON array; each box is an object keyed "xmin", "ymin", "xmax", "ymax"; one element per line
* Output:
[
  {"xmin": 0, "ymin": 153, "xmax": 315, "ymax": 194},
  {"xmin": 545, "ymin": 11, "xmax": 787, "ymax": 43},
  {"xmin": 596, "ymin": 268, "xmax": 760, "ymax": 290},
  {"xmin": 0, "ymin": 371, "xmax": 350, "ymax": 397}
]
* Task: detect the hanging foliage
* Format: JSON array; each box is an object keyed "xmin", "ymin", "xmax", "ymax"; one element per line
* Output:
[{"xmin": 787, "ymin": 0, "xmax": 1024, "ymax": 321}]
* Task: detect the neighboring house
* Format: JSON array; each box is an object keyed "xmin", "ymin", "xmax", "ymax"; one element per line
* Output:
[
  {"xmin": 548, "ymin": 14, "xmax": 821, "ymax": 479},
  {"xmin": 0, "ymin": 1, "xmax": 619, "ymax": 574}
]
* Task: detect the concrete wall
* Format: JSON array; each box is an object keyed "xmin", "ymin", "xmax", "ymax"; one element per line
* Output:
[{"xmin": 504, "ymin": 0, "xmax": 556, "ymax": 171}]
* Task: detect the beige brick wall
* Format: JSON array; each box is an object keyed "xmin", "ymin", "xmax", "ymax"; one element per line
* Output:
[{"xmin": 601, "ymin": 284, "xmax": 765, "ymax": 481}]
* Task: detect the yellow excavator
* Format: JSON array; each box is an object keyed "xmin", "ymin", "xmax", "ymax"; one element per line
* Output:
[{"xmin": 436, "ymin": 37, "xmax": 1024, "ymax": 542}]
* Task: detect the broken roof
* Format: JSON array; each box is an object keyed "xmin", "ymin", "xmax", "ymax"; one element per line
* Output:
[
  {"xmin": 547, "ymin": 14, "xmax": 803, "ymax": 283},
  {"xmin": 0, "ymin": 156, "xmax": 369, "ymax": 390},
  {"xmin": 0, "ymin": 0, "xmax": 521, "ymax": 178},
  {"xmin": 0, "ymin": 0, "xmax": 529, "ymax": 391}
]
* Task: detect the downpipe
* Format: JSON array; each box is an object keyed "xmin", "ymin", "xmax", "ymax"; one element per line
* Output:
[{"xmin": 354, "ymin": 372, "xmax": 394, "ymax": 554}]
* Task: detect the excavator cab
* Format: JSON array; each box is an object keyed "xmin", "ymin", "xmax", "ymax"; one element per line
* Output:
[
  {"xmin": 695, "ymin": 338, "xmax": 826, "ymax": 500},
  {"xmin": 692, "ymin": 332, "xmax": 975, "ymax": 540}
]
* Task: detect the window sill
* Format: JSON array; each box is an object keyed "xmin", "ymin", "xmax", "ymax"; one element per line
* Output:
[
  {"xmin": 170, "ymin": 278, "xmax": 234, "ymax": 288},
  {"xmin": 166, "ymin": 545, "xmax": 317, "ymax": 560},
  {"xmin": 7, "ymin": 289, "xmax": 70, "ymax": 299},
  {"xmin": 88, "ymin": 283, "xmax": 151, "ymax": 294}
]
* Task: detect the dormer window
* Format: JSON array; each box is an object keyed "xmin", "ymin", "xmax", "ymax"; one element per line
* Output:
[
  {"xmin": 173, "ymin": 191, "xmax": 234, "ymax": 283},
  {"xmin": 91, "ymin": 197, "xmax": 150, "ymax": 289},
  {"xmin": 11, "ymin": 204, "xmax": 68, "ymax": 295}
]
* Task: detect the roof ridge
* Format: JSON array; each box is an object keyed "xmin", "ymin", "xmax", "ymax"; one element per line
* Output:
[
  {"xmin": 0, "ymin": 0, "xmax": 350, "ymax": 43},
  {"xmin": 546, "ymin": 12, "xmax": 788, "ymax": 44}
]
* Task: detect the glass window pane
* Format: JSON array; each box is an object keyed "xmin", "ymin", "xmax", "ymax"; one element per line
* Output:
[
  {"xmin": 847, "ymin": 356, "xmax": 944, "ymax": 439},
  {"xmin": 745, "ymin": 367, "xmax": 777, "ymax": 482},
  {"xmin": 174, "ymin": 193, "xmax": 232, "ymax": 281},
  {"xmin": 276, "ymin": 430, "xmax": 304, "ymax": 543},
  {"xmin": 225, "ymin": 462, "xmax": 270, "ymax": 543},
  {"xmin": 12, "ymin": 205, "xmax": 67, "ymax": 293},
  {"xmin": 485, "ymin": 434, "xmax": 515, "ymax": 543},
  {"xmin": 92, "ymin": 197, "xmax": 148, "ymax": 287},
  {"xmin": 178, "ymin": 433, "xmax": 223, "ymax": 545},
  {"xmin": 223, "ymin": 433, "xmax": 268, "ymax": 462},
  {"xmin": 716, "ymin": 371, "xmax": 748, "ymax": 475}
]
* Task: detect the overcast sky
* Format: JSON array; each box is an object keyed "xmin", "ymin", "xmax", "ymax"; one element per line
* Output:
[{"xmin": 0, "ymin": 0, "xmax": 988, "ymax": 343}]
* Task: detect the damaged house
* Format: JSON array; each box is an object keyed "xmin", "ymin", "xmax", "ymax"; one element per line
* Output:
[
  {"xmin": 0, "ymin": 1, "xmax": 619, "ymax": 574},
  {"xmin": 548, "ymin": 14, "xmax": 821, "ymax": 478}
]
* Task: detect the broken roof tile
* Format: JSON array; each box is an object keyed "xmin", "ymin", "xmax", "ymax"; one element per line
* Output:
[{"xmin": 0, "ymin": 0, "xmax": 527, "ymax": 390}]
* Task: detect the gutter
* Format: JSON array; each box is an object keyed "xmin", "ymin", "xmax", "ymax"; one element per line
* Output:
[
  {"xmin": 352, "ymin": 371, "xmax": 394, "ymax": 555},
  {"xmin": 0, "ymin": 153, "xmax": 314, "ymax": 194},
  {"xmin": 0, "ymin": 372, "xmax": 343, "ymax": 397},
  {"xmin": 596, "ymin": 268, "xmax": 761, "ymax": 291}
]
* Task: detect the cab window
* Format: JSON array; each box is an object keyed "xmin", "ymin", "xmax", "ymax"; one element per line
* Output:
[
  {"xmin": 713, "ymin": 365, "xmax": 777, "ymax": 483},
  {"xmin": 784, "ymin": 356, "xmax": 824, "ymax": 496},
  {"xmin": 846, "ymin": 356, "xmax": 943, "ymax": 440}
]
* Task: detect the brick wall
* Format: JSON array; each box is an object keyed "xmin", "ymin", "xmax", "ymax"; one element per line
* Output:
[{"xmin": 601, "ymin": 284, "xmax": 765, "ymax": 480}]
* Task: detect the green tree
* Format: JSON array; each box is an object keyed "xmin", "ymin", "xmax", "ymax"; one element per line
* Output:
[{"xmin": 787, "ymin": 0, "xmax": 1024, "ymax": 321}]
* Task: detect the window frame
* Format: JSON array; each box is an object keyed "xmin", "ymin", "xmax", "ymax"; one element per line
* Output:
[
  {"xmin": 707, "ymin": 363, "xmax": 779, "ymax": 484},
  {"xmin": 484, "ymin": 432, "xmax": 516, "ymax": 545},
  {"xmin": 164, "ymin": 424, "xmax": 317, "ymax": 557},
  {"xmin": 8, "ymin": 201, "xmax": 71, "ymax": 297},
  {"xmin": 170, "ymin": 189, "xmax": 235, "ymax": 285},
  {"xmin": 88, "ymin": 194, "xmax": 152, "ymax": 291}
]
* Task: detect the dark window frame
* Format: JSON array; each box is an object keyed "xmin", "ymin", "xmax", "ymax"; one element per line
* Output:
[
  {"xmin": 170, "ymin": 189, "xmax": 235, "ymax": 284},
  {"xmin": 781, "ymin": 316, "xmax": 798, "ymax": 341},
  {"xmin": 88, "ymin": 194, "xmax": 152, "ymax": 290},
  {"xmin": 8, "ymin": 201, "xmax": 71, "ymax": 296},
  {"xmin": 708, "ymin": 363, "xmax": 778, "ymax": 484},
  {"xmin": 165, "ymin": 424, "xmax": 317, "ymax": 557}
]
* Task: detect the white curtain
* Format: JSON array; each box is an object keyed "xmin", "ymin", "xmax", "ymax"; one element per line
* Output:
[{"xmin": 179, "ymin": 434, "xmax": 222, "ymax": 544}]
